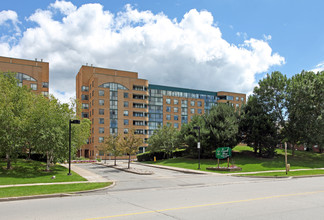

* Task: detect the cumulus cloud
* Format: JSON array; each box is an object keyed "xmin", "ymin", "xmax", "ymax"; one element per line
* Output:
[
  {"xmin": 1, "ymin": 1, "xmax": 285, "ymax": 103},
  {"xmin": 0, "ymin": 10, "xmax": 20, "ymax": 32}
]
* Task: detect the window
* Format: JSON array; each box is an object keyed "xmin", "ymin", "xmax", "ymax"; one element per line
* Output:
[
  {"xmin": 110, "ymin": 91, "xmax": 118, "ymax": 100},
  {"xmin": 41, "ymin": 91, "xmax": 49, "ymax": 97},
  {"xmin": 166, "ymin": 106, "xmax": 171, "ymax": 112},
  {"xmin": 30, "ymin": 83, "xmax": 37, "ymax": 90},
  {"xmin": 99, "ymin": 118, "xmax": 104, "ymax": 124},
  {"xmin": 81, "ymin": 95, "xmax": 88, "ymax": 100},
  {"xmin": 236, "ymin": 97, "xmax": 239, "ymax": 101},
  {"xmin": 174, "ymin": 123, "xmax": 179, "ymax": 129},
  {"xmin": 110, "ymin": 110, "xmax": 118, "ymax": 119},
  {"xmin": 174, "ymin": 107, "xmax": 178, "ymax": 113},
  {"xmin": 124, "ymin": 92, "xmax": 128, "ymax": 98},
  {"xmin": 241, "ymin": 97, "xmax": 244, "ymax": 102},
  {"xmin": 99, "ymin": 127, "xmax": 104, "ymax": 134},
  {"xmin": 124, "ymin": 129, "xmax": 129, "ymax": 134},
  {"xmin": 124, "ymin": 101, "xmax": 129, "ymax": 107},
  {"xmin": 92, "ymin": 90, "xmax": 94, "ymax": 97},
  {"xmin": 124, "ymin": 110, "xmax": 129, "ymax": 116},
  {"xmin": 82, "ymin": 112, "xmax": 88, "ymax": 118},
  {"xmin": 81, "ymin": 86, "xmax": 89, "ymax": 91},
  {"xmin": 190, "ymin": 108, "xmax": 195, "ymax": 114},
  {"xmin": 166, "ymin": 98, "xmax": 171, "ymax": 104},
  {"xmin": 227, "ymin": 96, "xmax": 234, "ymax": 101},
  {"xmin": 99, "ymin": 109, "xmax": 104, "ymax": 115},
  {"xmin": 99, "ymin": 99, "xmax": 104, "ymax": 106},
  {"xmin": 99, "ymin": 150, "xmax": 104, "ymax": 156},
  {"xmin": 82, "ymin": 103, "xmax": 89, "ymax": 109},
  {"xmin": 124, "ymin": 119, "xmax": 129, "ymax": 125},
  {"xmin": 174, "ymin": 99, "xmax": 178, "ymax": 105},
  {"xmin": 99, "ymin": 137, "xmax": 104, "ymax": 143},
  {"xmin": 236, "ymin": 104, "xmax": 240, "ymax": 108},
  {"xmin": 190, "ymin": 101, "xmax": 195, "ymax": 106},
  {"xmin": 110, "ymin": 101, "xmax": 118, "ymax": 109},
  {"xmin": 198, "ymin": 109, "xmax": 202, "ymax": 114},
  {"xmin": 99, "ymin": 90, "xmax": 104, "ymax": 96},
  {"xmin": 110, "ymin": 128, "xmax": 118, "ymax": 134},
  {"xmin": 181, "ymin": 100, "xmax": 187, "ymax": 106},
  {"xmin": 166, "ymin": 114, "xmax": 171, "ymax": 120},
  {"xmin": 42, "ymin": 82, "xmax": 49, "ymax": 88},
  {"xmin": 174, "ymin": 115, "xmax": 179, "ymax": 121},
  {"xmin": 197, "ymin": 101, "xmax": 202, "ymax": 107}
]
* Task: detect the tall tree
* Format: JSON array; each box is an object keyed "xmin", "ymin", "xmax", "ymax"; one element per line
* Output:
[
  {"xmin": 253, "ymin": 71, "xmax": 287, "ymax": 152},
  {"xmin": 205, "ymin": 103, "xmax": 240, "ymax": 149},
  {"xmin": 240, "ymin": 95, "xmax": 278, "ymax": 157},
  {"xmin": 0, "ymin": 72, "xmax": 32, "ymax": 169},
  {"xmin": 286, "ymin": 71, "xmax": 324, "ymax": 153}
]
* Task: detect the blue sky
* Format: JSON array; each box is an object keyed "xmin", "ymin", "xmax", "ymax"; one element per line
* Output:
[{"xmin": 1, "ymin": 0, "xmax": 323, "ymax": 102}]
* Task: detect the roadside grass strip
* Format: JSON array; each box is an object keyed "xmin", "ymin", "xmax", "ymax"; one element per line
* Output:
[
  {"xmin": 237, "ymin": 169, "xmax": 324, "ymax": 177},
  {"xmin": 0, "ymin": 182, "xmax": 112, "ymax": 198},
  {"xmin": 0, "ymin": 159, "xmax": 86, "ymax": 185}
]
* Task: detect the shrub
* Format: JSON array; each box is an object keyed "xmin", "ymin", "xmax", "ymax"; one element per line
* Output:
[{"xmin": 137, "ymin": 149, "xmax": 186, "ymax": 162}]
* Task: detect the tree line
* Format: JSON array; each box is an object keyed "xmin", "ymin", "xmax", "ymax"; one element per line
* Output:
[
  {"xmin": 148, "ymin": 70, "xmax": 324, "ymax": 158},
  {"xmin": 0, "ymin": 72, "xmax": 91, "ymax": 170}
]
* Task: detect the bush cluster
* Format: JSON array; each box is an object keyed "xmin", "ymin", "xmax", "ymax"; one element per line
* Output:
[{"xmin": 137, "ymin": 149, "xmax": 186, "ymax": 162}]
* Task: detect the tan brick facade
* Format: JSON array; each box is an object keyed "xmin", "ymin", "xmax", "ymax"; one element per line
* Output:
[
  {"xmin": 76, "ymin": 66, "xmax": 149, "ymax": 159},
  {"xmin": 0, "ymin": 56, "xmax": 49, "ymax": 95}
]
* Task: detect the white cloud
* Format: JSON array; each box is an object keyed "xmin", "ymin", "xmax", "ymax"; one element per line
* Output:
[
  {"xmin": 311, "ymin": 62, "xmax": 324, "ymax": 73},
  {"xmin": 50, "ymin": 0, "xmax": 77, "ymax": 15},
  {"xmin": 0, "ymin": 10, "xmax": 20, "ymax": 32},
  {"xmin": 2, "ymin": 2, "xmax": 285, "ymax": 103}
]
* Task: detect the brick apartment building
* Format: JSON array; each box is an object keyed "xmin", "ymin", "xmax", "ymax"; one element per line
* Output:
[
  {"xmin": 77, "ymin": 65, "xmax": 246, "ymax": 159},
  {"xmin": 0, "ymin": 56, "xmax": 49, "ymax": 96}
]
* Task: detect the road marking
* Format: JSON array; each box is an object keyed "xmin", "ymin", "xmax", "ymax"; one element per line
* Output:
[{"xmin": 84, "ymin": 190, "xmax": 324, "ymax": 220}]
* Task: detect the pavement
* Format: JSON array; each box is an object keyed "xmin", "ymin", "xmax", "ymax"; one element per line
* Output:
[{"xmin": 2, "ymin": 161, "xmax": 324, "ymax": 202}]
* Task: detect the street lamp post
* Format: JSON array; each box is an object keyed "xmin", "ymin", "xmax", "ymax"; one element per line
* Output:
[
  {"xmin": 68, "ymin": 119, "xmax": 80, "ymax": 176},
  {"xmin": 193, "ymin": 126, "xmax": 201, "ymax": 170}
]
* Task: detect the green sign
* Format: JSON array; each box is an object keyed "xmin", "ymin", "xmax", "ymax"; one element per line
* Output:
[{"xmin": 216, "ymin": 147, "xmax": 232, "ymax": 159}]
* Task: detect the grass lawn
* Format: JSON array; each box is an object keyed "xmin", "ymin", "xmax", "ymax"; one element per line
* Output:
[
  {"xmin": 0, "ymin": 159, "xmax": 86, "ymax": 185},
  {"xmin": 0, "ymin": 182, "xmax": 112, "ymax": 198},
  {"xmin": 238, "ymin": 169, "xmax": 324, "ymax": 177},
  {"xmin": 143, "ymin": 146, "xmax": 324, "ymax": 173}
]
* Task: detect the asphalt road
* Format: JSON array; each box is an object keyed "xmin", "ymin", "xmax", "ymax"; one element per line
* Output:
[{"xmin": 1, "ymin": 163, "xmax": 324, "ymax": 220}]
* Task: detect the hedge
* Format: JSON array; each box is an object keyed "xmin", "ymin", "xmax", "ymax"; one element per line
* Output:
[{"xmin": 137, "ymin": 149, "xmax": 186, "ymax": 162}]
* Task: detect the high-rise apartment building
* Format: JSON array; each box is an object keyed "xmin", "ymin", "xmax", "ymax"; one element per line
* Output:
[
  {"xmin": 77, "ymin": 66, "xmax": 246, "ymax": 159},
  {"xmin": 76, "ymin": 65, "xmax": 149, "ymax": 158},
  {"xmin": 0, "ymin": 56, "xmax": 49, "ymax": 96}
]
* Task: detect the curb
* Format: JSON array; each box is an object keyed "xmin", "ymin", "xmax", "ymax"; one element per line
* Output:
[
  {"xmin": 134, "ymin": 162, "xmax": 211, "ymax": 175},
  {"xmin": 97, "ymin": 163, "xmax": 153, "ymax": 175},
  {"xmin": 233, "ymin": 174, "xmax": 324, "ymax": 179},
  {"xmin": 0, "ymin": 181, "xmax": 115, "ymax": 202}
]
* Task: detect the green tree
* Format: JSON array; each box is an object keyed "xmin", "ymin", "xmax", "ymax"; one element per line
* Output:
[
  {"xmin": 29, "ymin": 95, "xmax": 72, "ymax": 171},
  {"xmin": 97, "ymin": 134, "xmax": 122, "ymax": 166},
  {"xmin": 240, "ymin": 95, "xmax": 278, "ymax": 157},
  {"xmin": 148, "ymin": 125, "xmax": 181, "ymax": 158},
  {"xmin": 0, "ymin": 72, "xmax": 33, "ymax": 169},
  {"xmin": 120, "ymin": 129, "xmax": 143, "ymax": 169},
  {"xmin": 205, "ymin": 104, "xmax": 240, "ymax": 149},
  {"xmin": 180, "ymin": 115, "xmax": 210, "ymax": 157},
  {"xmin": 286, "ymin": 70, "xmax": 324, "ymax": 153}
]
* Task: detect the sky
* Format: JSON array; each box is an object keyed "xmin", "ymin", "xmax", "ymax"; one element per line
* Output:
[{"xmin": 1, "ymin": 0, "xmax": 324, "ymax": 103}]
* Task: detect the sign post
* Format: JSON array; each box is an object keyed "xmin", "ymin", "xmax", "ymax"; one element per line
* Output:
[{"xmin": 216, "ymin": 147, "xmax": 232, "ymax": 168}]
